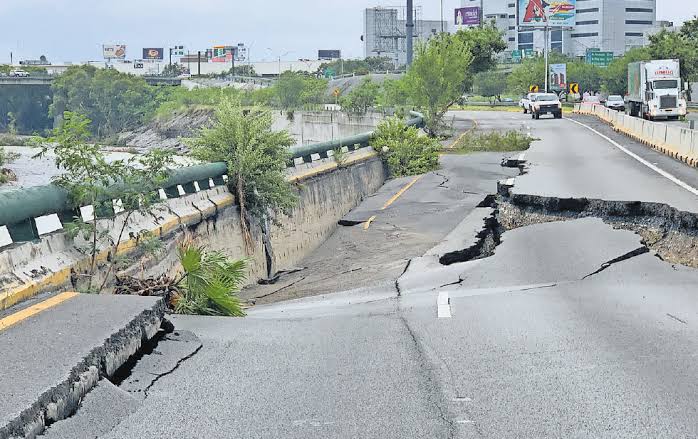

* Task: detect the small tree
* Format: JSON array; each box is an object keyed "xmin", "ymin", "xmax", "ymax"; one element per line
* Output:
[
  {"xmin": 405, "ymin": 32, "xmax": 474, "ymax": 136},
  {"xmin": 341, "ymin": 78, "xmax": 380, "ymax": 113},
  {"xmin": 372, "ymin": 117, "xmax": 440, "ymax": 177},
  {"xmin": 38, "ymin": 112, "xmax": 174, "ymax": 292},
  {"xmin": 473, "ymin": 71, "xmax": 506, "ymax": 103},
  {"xmin": 188, "ymin": 99, "xmax": 297, "ymax": 252}
]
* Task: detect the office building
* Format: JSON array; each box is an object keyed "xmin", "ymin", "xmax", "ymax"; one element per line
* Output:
[{"xmin": 460, "ymin": 0, "xmax": 656, "ymax": 57}]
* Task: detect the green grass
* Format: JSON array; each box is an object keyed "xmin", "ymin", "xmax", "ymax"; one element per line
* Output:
[{"xmin": 448, "ymin": 129, "xmax": 536, "ymax": 153}]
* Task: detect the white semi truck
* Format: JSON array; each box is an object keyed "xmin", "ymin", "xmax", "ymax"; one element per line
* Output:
[{"xmin": 626, "ymin": 59, "xmax": 686, "ymax": 120}]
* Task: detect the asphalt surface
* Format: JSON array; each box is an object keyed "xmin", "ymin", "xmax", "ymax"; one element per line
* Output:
[
  {"xmin": 0, "ymin": 294, "xmax": 162, "ymax": 437},
  {"xmin": 241, "ymin": 152, "xmax": 519, "ymax": 304},
  {"xmin": 508, "ymin": 112, "xmax": 698, "ymax": 213},
  {"xmin": 26, "ymin": 110, "xmax": 698, "ymax": 437}
]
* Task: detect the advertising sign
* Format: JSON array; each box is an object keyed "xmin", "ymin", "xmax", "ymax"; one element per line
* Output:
[
  {"xmin": 142, "ymin": 48, "xmax": 164, "ymax": 60},
  {"xmin": 318, "ymin": 50, "xmax": 341, "ymax": 60},
  {"xmin": 549, "ymin": 63, "xmax": 567, "ymax": 90},
  {"xmin": 518, "ymin": 0, "xmax": 576, "ymax": 27},
  {"xmin": 455, "ymin": 7, "xmax": 480, "ymax": 26},
  {"xmin": 172, "ymin": 46, "xmax": 185, "ymax": 57},
  {"xmin": 212, "ymin": 46, "xmax": 233, "ymax": 63},
  {"xmin": 103, "ymin": 44, "xmax": 126, "ymax": 60}
]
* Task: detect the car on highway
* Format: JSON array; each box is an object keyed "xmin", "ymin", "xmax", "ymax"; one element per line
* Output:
[
  {"xmin": 8, "ymin": 69, "xmax": 30, "ymax": 78},
  {"xmin": 582, "ymin": 95, "xmax": 602, "ymax": 106},
  {"xmin": 530, "ymin": 93, "xmax": 563, "ymax": 119},
  {"xmin": 605, "ymin": 95, "xmax": 626, "ymax": 112},
  {"xmin": 520, "ymin": 93, "xmax": 541, "ymax": 114}
]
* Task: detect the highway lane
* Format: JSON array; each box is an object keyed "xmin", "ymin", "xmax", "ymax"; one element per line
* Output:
[
  {"xmin": 43, "ymin": 110, "xmax": 698, "ymax": 438},
  {"xmin": 506, "ymin": 112, "xmax": 698, "ymax": 213}
]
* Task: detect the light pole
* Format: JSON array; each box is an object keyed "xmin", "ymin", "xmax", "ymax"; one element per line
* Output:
[{"xmin": 440, "ymin": 0, "xmax": 444, "ymax": 33}]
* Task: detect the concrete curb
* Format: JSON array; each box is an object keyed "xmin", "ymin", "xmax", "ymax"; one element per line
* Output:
[{"xmin": 0, "ymin": 297, "xmax": 165, "ymax": 439}]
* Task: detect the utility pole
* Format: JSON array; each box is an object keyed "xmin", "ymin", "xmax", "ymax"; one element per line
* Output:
[
  {"xmin": 169, "ymin": 48, "xmax": 172, "ymax": 67},
  {"xmin": 406, "ymin": 0, "xmax": 414, "ymax": 66},
  {"xmin": 544, "ymin": 26, "xmax": 550, "ymax": 93}
]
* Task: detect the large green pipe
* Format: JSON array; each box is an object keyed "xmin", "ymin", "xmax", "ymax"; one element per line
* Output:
[{"xmin": 0, "ymin": 112, "xmax": 424, "ymax": 227}]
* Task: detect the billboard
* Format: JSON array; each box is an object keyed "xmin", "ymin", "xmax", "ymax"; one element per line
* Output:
[
  {"xmin": 455, "ymin": 7, "xmax": 480, "ymax": 26},
  {"xmin": 103, "ymin": 44, "xmax": 126, "ymax": 60},
  {"xmin": 518, "ymin": 0, "xmax": 576, "ymax": 27},
  {"xmin": 549, "ymin": 63, "xmax": 567, "ymax": 90},
  {"xmin": 318, "ymin": 50, "xmax": 341, "ymax": 60},
  {"xmin": 212, "ymin": 46, "xmax": 234, "ymax": 63},
  {"xmin": 142, "ymin": 48, "xmax": 164, "ymax": 60}
]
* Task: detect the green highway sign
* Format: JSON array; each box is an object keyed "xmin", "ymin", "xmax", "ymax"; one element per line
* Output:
[{"xmin": 586, "ymin": 51, "xmax": 614, "ymax": 67}]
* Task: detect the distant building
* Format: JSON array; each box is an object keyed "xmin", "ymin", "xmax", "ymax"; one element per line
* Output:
[
  {"xmin": 363, "ymin": 7, "xmax": 448, "ymax": 66},
  {"xmin": 460, "ymin": 0, "xmax": 656, "ymax": 57}
]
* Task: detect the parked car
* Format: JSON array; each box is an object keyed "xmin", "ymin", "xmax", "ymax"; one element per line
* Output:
[
  {"xmin": 605, "ymin": 95, "xmax": 626, "ymax": 112},
  {"xmin": 520, "ymin": 93, "xmax": 541, "ymax": 114},
  {"xmin": 9, "ymin": 70, "xmax": 30, "ymax": 78},
  {"xmin": 530, "ymin": 93, "xmax": 563, "ymax": 119}
]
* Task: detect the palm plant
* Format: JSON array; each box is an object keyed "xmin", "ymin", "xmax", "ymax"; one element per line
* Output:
[{"xmin": 173, "ymin": 243, "xmax": 247, "ymax": 317}]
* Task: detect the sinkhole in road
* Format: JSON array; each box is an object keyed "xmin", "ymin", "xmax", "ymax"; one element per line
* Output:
[{"xmin": 437, "ymin": 192, "xmax": 698, "ymax": 269}]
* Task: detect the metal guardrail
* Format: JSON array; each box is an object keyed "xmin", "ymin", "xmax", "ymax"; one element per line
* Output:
[{"xmin": 0, "ymin": 111, "xmax": 423, "ymax": 244}]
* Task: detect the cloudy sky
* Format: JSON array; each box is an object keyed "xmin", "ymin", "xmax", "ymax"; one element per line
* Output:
[{"xmin": 0, "ymin": 0, "xmax": 695, "ymax": 63}]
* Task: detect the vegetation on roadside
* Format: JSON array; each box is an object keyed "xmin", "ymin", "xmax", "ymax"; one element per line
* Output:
[
  {"xmin": 38, "ymin": 112, "xmax": 175, "ymax": 292},
  {"xmin": 188, "ymin": 99, "xmax": 297, "ymax": 252},
  {"xmin": 173, "ymin": 242, "xmax": 247, "ymax": 317},
  {"xmin": 340, "ymin": 78, "xmax": 381, "ymax": 114},
  {"xmin": 0, "ymin": 146, "xmax": 19, "ymax": 184},
  {"xmin": 452, "ymin": 129, "xmax": 535, "ymax": 153},
  {"xmin": 372, "ymin": 117, "xmax": 440, "ymax": 177}
]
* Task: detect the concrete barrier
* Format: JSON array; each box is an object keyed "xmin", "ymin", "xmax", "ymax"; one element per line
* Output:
[
  {"xmin": 0, "ymin": 148, "xmax": 387, "ymax": 310},
  {"xmin": 573, "ymin": 103, "xmax": 698, "ymax": 167}
]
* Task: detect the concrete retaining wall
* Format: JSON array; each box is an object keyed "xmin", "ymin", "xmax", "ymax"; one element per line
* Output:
[
  {"xmin": 273, "ymin": 111, "xmax": 384, "ymax": 146},
  {"xmin": 0, "ymin": 149, "xmax": 386, "ymax": 309},
  {"xmin": 574, "ymin": 103, "xmax": 698, "ymax": 167}
]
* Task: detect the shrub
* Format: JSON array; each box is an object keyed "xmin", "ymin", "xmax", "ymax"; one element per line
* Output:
[{"xmin": 372, "ymin": 117, "xmax": 440, "ymax": 177}]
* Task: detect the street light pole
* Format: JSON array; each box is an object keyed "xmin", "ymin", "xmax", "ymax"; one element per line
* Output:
[
  {"xmin": 544, "ymin": 25, "xmax": 550, "ymax": 93},
  {"xmin": 440, "ymin": 0, "xmax": 444, "ymax": 33}
]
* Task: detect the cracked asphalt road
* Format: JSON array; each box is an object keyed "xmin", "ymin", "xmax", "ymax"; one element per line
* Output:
[
  {"xmin": 52, "ymin": 111, "xmax": 698, "ymax": 438},
  {"xmin": 241, "ymin": 151, "xmax": 519, "ymax": 305}
]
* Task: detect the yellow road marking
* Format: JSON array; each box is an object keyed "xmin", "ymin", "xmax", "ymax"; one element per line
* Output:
[
  {"xmin": 0, "ymin": 292, "xmax": 79, "ymax": 332},
  {"xmin": 381, "ymin": 175, "xmax": 423, "ymax": 210},
  {"xmin": 447, "ymin": 118, "xmax": 479, "ymax": 149},
  {"xmin": 363, "ymin": 215, "xmax": 377, "ymax": 230},
  {"xmin": 365, "ymin": 175, "xmax": 424, "ymax": 230}
]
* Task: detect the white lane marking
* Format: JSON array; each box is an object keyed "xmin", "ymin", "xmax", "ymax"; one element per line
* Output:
[
  {"xmin": 437, "ymin": 291, "xmax": 452, "ymax": 319},
  {"xmin": 567, "ymin": 118, "xmax": 698, "ymax": 197}
]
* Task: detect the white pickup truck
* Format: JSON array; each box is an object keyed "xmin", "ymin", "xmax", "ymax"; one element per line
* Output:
[{"xmin": 530, "ymin": 93, "xmax": 563, "ymax": 119}]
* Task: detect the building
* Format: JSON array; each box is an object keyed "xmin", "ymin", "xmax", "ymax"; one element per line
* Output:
[
  {"xmin": 363, "ymin": 7, "xmax": 448, "ymax": 66},
  {"xmin": 460, "ymin": 0, "xmax": 656, "ymax": 57}
]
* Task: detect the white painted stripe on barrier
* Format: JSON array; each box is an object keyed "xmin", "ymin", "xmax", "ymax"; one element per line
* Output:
[
  {"xmin": 113, "ymin": 199, "xmax": 124, "ymax": 214},
  {"xmin": 158, "ymin": 188, "xmax": 168, "ymax": 200},
  {"xmin": 568, "ymin": 118, "xmax": 698, "ymax": 197},
  {"xmin": 208, "ymin": 178, "xmax": 215, "ymax": 188},
  {"xmin": 0, "ymin": 225, "xmax": 12, "ymax": 248},
  {"xmin": 193, "ymin": 181, "xmax": 201, "ymax": 192},
  {"xmin": 80, "ymin": 205, "xmax": 95, "ymax": 222},
  {"xmin": 35, "ymin": 213, "xmax": 63, "ymax": 236}
]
